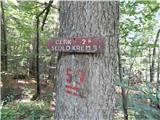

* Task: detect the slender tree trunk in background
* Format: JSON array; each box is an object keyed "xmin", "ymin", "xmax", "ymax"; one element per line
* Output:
[
  {"xmin": 1, "ymin": 1, "xmax": 10, "ymax": 98},
  {"xmin": 29, "ymin": 37, "xmax": 36, "ymax": 78},
  {"xmin": 157, "ymin": 47, "xmax": 160, "ymax": 87},
  {"xmin": 150, "ymin": 29, "xmax": 160, "ymax": 83},
  {"xmin": 149, "ymin": 48, "xmax": 151, "ymax": 82},
  {"xmin": 157, "ymin": 48, "xmax": 159, "ymax": 85},
  {"xmin": 31, "ymin": 18, "xmax": 40, "ymax": 100},
  {"xmin": 28, "ymin": 33, "xmax": 36, "ymax": 78},
  {"xmin": 1, "ymin": 1, "xmax": 7, "ymax": 71},
  {"xmin": 156, "ymin": 47, "xmax": 160, "ymax": 109},
  {"xmin": 145, "ymin": 63, "xmax": 148, "ymax": 82},
  {"xmin": 55, "ymin": 1, "xmax": 119, "ymax": 120},
  {"xmin": 117, "ymin": 39, "xmax": 128, "ymax": 120},
  {"xmin": 156, "ymin": 31, "xmax": 160, "ymax": 109},
  {"xmin": 36, "ymin": 17, "xmax": 40, "ymax": 96},
  {"xmin": 48, "ymin": 55, "xmax": 57, "ymax": 91}
]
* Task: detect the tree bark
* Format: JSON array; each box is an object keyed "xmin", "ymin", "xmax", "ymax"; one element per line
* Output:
[
  {"xmin": 28, "ymin": 36, "xmax": 36, "ymax": 78},
  {"xmin": 155, "ymin": 30, "xmax": 160, "ymax": 109},
  {"xmin": 117, "ymin": 38, "xmax": 128, "ymax": 120},
  {"xmin": 157, "ymin": 45, "xmax": 160, "ymax": 109},
  {"xmin": 1, "ymin": 1, "xmax": 11, "ymax": 98},
  {"xmin": 31, "ymin": 17, "xmax": 40, "ymax": 100},
  {"xmin": 1, "ymin": 1, "xmax": 7, "ymax": 71},
  {"xmin": 150, "ymin": 29, "xmax": 160, "ymax": 82},
  {"xmin": 36, "ymin": 17, "xmax": 40, "ymax": 96},
  {"xmin": 55, "ymin": 1, "xmax": 119, "ymax": 120}
]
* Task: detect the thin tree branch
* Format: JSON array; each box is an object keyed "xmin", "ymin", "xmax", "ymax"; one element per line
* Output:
[
  {"xmin": 41, "ymin": 1, "xmax": 53, "ymax": 31},
  {"xmin": 36, "ymin": 6, "xmax": 48, "ymax": 18}
]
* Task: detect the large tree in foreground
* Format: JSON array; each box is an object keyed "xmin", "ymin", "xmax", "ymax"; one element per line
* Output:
[{"xmin": 55, "ymin": 1, "xmax": 119, "ymax": 120}]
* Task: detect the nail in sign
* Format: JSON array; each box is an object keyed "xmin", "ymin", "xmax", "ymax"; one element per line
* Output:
[{"xmin": 47, "ymin": 37, "xmax": 105, "ymax": 53}]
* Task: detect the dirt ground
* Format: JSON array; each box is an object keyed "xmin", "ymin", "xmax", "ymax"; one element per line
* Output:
[{"xmin": 2, "ymin": 78, "xmax": 56, "ymax": 112}]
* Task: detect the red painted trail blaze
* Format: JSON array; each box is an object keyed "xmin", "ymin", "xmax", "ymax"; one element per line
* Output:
[
  {"xmin": 65, "ymin": 85, "xmax": 80, "ymax": 91},
  {"xmin": 65, "ymin": 67, "xmax": 86, "ymax": 97},
  {"xmin": 65, "ymin": 90, "xmax": 80, "ymax": 97}
]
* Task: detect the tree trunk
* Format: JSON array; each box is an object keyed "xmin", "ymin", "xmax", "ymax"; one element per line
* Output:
[
  {"xmin": 28, "ymin": 36, "xmax": 36, "ymax": 78},
  {"xmin": 31, "ymin": 17, "xmax": 40, "ymax": 100},
  {"xmin": 156, "ymin": 30, "xmax": 160, "ymax": 109},
  {"xmin": 55, "ymin": 1, "xmax": 119, "ymax": 120},
  {"xmin": 28, "ymin": 33, "xmax": 36, "ymax": 78},
  {"xmin": 48, "ymin": 55, "xmax": 57, "ymax": 91},
  {"xmin": 1, "ymin": 1, "xmax": 7, "ymax": 71},
  {"xmin": 36, "ymin": 17, "xmax": 40, "ymax": 96},
  {"xmin": 117, "ymin": 38, "xmax": 128, "ymax": 120},
  {"xmin": 150, "ymin": 29, "xmax": 160, "ymax": 83},
  {"xmin": 156, "ymin": 45, "xmax": 160, "ymax": 109},
  {"xmin": 1, "ymin": 1, "xmax": 10, "ymax": 98}
]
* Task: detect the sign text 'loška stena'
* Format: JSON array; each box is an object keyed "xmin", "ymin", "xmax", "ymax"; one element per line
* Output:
[{"xmin": 47, "ymin": 37, "xmax": 105, "ymax": 53}]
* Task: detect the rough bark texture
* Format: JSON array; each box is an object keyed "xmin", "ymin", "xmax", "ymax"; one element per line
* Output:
[
  {"xmin": 55, "ymin": 1, "xmax": 119, "ymax": 120},
  {"xmin": 1, "ymin": 1, "xmax": 7, "ymax": 71},
  {"xmin": 1, "ymin": 1, "xmax": 10, "ymax": 98}
]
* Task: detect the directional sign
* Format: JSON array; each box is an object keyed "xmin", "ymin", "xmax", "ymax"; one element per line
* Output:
[{"xmin": 47, "ymin": 37, "xmax": 105, "ymax": 53}]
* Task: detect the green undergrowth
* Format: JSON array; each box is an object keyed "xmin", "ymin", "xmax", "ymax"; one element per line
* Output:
[{"xmin": 1, "ymin": 100, "xmax": 54, "ymax": 120}]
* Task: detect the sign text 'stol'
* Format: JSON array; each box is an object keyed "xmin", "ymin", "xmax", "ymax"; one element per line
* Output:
[{"xmin": 47, "ymin": 37, "xmax": 105, "ymax": 53}]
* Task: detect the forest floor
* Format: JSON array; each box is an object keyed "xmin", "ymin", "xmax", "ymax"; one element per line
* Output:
[
  {"xmin": 1, "ymin": 78, "xmax": 55, "ymax": 120},
  {"xmin": 1, "ymin": 78, "xmax": 147, "ymax": 120}
]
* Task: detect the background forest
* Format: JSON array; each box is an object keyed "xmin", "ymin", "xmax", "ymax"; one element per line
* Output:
[{"xmin": 1, "ymin": 0, "xmax": 160, "ymax": 120}]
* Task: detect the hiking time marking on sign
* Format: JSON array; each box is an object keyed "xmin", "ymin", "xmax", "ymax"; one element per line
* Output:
[{"xmin": 47, "ymin": 37, "xmax": 105, "ymax": 53}]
